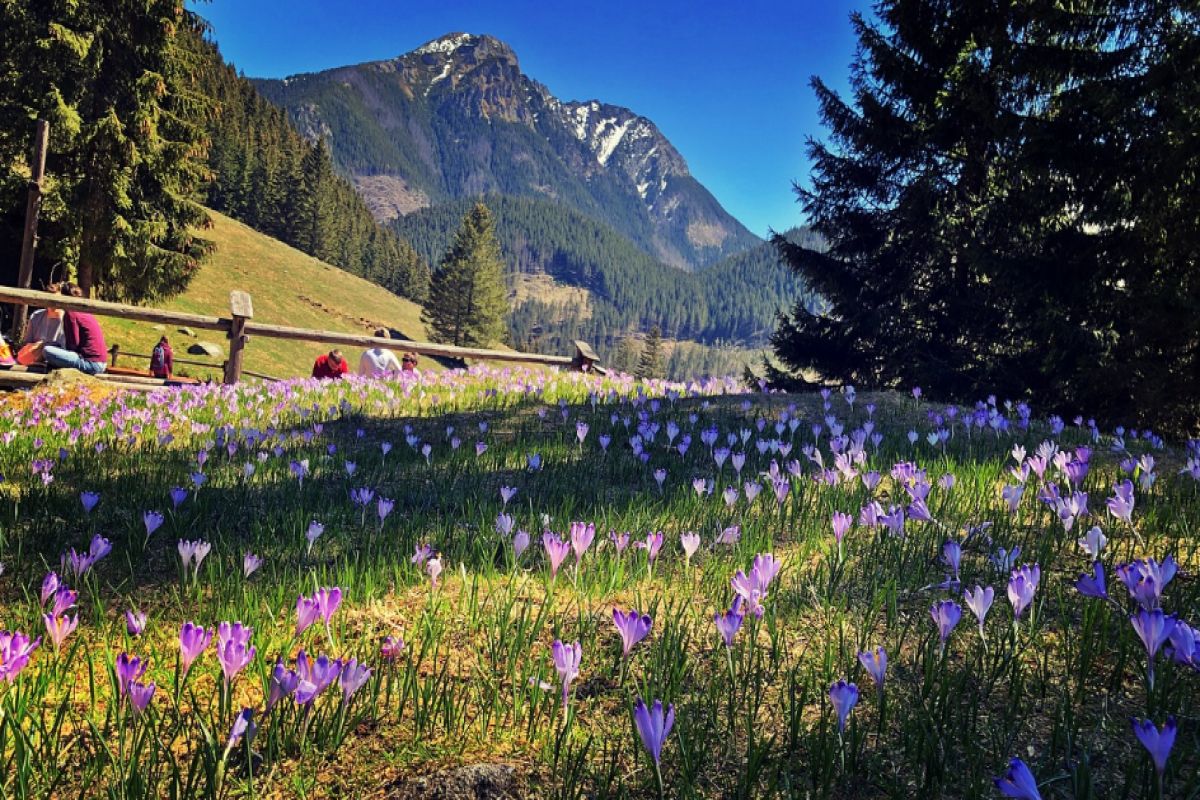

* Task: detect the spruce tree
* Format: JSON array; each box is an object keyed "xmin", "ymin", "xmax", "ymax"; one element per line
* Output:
[
  {"xmin": 0, "ymin": 1, "xmax": 212, "ymax": 301},
  {"xmin": 422, "ymin": 202, "xmax": 508, "ymax": 347},
  {"xmin": 768, "ymin": 0, "xmax": 1197, "ymax": 431},
  {"xmin": 635, "ymin": 324, "xmax": 662, "ymax": 380}
]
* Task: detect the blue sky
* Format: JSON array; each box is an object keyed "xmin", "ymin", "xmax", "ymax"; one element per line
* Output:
[{"xmin": 196, "ymin": 0, "xmax": 865, "ymax": 237}]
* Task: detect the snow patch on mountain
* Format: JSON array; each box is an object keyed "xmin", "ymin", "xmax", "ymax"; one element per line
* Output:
[{"xmin": 415, "ymin": 33, "xmax": 476, "ymax": 55}]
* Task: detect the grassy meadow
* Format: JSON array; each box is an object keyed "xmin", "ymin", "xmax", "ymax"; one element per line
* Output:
[
  {"xmin": 99, "ymin": 210, "xmax": 432, "ymax": 380},
  {"xmin": 0, "ymin": 369, "xmax": 1196, "ymax": 798}
]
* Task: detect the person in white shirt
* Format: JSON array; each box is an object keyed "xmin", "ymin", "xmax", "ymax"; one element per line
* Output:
[
  {"xmin": 359, "ymin": 329, "xmax": 403, "ymax": 376},
  {"xmin": 22, "ymin": 284, "xmax": 66, "ymax": 348}
]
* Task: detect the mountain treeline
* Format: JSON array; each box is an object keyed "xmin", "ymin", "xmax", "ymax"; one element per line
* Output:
[
  {"xmin": 392, "ymin": 194, "xmax": 812, "ymax": 351},
  {"xmin": 769, "ymin": 0, "xmax": 1199, "ymax": 433},
  {"xmin": 0, "ymin": 6, "xmax": 428, "ymax": 305},
  {"xmin": 185, "ymin": 31, "xmax": 430, "ymax": 302}
]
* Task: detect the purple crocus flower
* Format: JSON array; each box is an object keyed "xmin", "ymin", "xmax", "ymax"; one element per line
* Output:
[
  {"xmin": 942, "ymin": 540, "xmax": 962, "ymax": 581},
  {"xmin": 930, "ymin": 600, "xmax": 962, "ymax": 650},
  {"xmin": 714, "ymin": 597, "xmax": 746, "ymax": 647},
  {"xmin": 828, "ymin": 679, "xmax": 859, "ymax": 733},
  {"xmin": 296, "ymin": 595, "xmax": 320, "ymax": 637},
  {"xmin": 88, "ymin": 534, "xmax": 112, "ymax": 563},
  {"xmin": 1107, "ymin": 479, "xmax": 1135, "ymax": 523},
  {"xmin": 125, "ymin": 610, "xmax": 147, "ymax": 637},
  {"xmin": 857, "ymin": 647, "xmax": 887, "ymax": 691},
  {"xmin": 40, "ymin": 572, "xmax": 60, "ymax": 606},
  {"xmin": 715, "ymin": 524, "xmax": 742, "ymax": 546},
  {"xmin": 1075, "ymin": 562, "xmax": 1107, "ymax": 599},
  {"xmin": 143, "ymin": 511, "xmax": 164, "ymax": 540},
  {"xmin": 178, "ymin": 622, "xmax": 211, "ymax": 679},
  {"xmin": 80, "ymin": 491, "xmax": 100, "ymax": 514},
  {"xmin": 128, "ymin": 680, "xmax": 156, "ymax": 715},
  {"xmin": 512, "ymin": 530, "xmax": 531, "ymax": 560},
  {"xmin": 1077, "ymin": 526, "xmax": 1107, "ymax": 560},
  {"xmin": 994, "ymin": 758, "xmax": 1043, "ymax": 799},
  {"xmin": 411, "ymin": 542, "xmax": 433, "ymax": 567},
  {"xmin": 315, "ymin": 587, "xmax": 342, "ymax": 625},
  {"xmin": 304, "ymin": 520, "xmax": 324, "ymax": 552},
  {"xmin": 426, "ymin": 557, "xmax": 443, "ymax": 588},
  {"xmin": 612, "ymin": 608, "xmax": 653, "ymax": 657},
  {"xmin": 267, "ymin": 659, "xmax": 300, "ymax": 711},
  {"xmin": 170, "ymin": 487, "xmax": 188, "ymax": 509},
  {"xmin": 633, "ymin": 698, "xmax": 675, "ymax": 766},
  {"xmin": 1132, "ymin": 717, "xmax": 1176, "ymax": 776},
  {"xmin": 380, "ymin": 635, "xmax": 406, "ymax": 662},
  {"xmin": 569, "ymin": 521, "xmax": 596, "ymax": 564},
  {"xmin": 215, "ymin": 621, "xmax": 256, "ymax": 685},
  {"xmin": 177, "ymin": 539, "xmax": 211, "ymax": 574},
  {"xmin": 731, "ymin": 553, "xmax": 782, "ymax": 618},
  {"xmin": 638, "ymin": 532, "xmax": 665, "ymax": 565},
  {"xmin": 0, "ymin": 631, "xmax": 40, "ymax": 683},
  {"xmin": 680, "ymin": 532, "xmax": 701, "ymax": 565},
  {"xmin": 115, "ymin": 652, "xmax": 147, "ymax": 698},
  {"xmin": 339, "ymin": 658, "xmax": 373, "ymax": 703},
  {"xmin": 1131, "ymin": 608, "xmax": 1177, "ymax": 687},
  {"xmin": 61, "ymin": 550, "xmax": 88, "ymax": 580},
  {"xmin": 500, "ymin": 486, "xmax": 518, "ymax": 506},
  {"xmin": 43, "ymin": 613, "xmax": 78, "ymax": 652},
  {"xmin": 543, "ymin": 533, "xmax": 571, "ymax": 578},
  {"xmin": 1169, "ymin": 622, "xmax": 1198, "ymax": 668},
  {"xmin": 1116, "ymin": 556, "xmax": 1177, "ymax": 610},
  {"xmin": 226, "ymin": 708, "xmax": 256, "ymax": 751},
  {"xmin": 963, "ymin": 585, "xmax": 994, "ymax": 635},
  {"xmin": 374, "ymin": 496, "xmax": 393, "ymax": 527},
  {"xmin": 1007, "ymin": 564, "xmax": 1040, "ymax": 620},
  {"xmin": 551, "ymin": 639, "xmax": 582, "ymax": 714},
  {"xmin": 243, "ymin": 553, "xmax": 263, "ymax": 578},
  {"xmin": 831, "ymin": 511, "xmax": 852, "ymax": 552}
]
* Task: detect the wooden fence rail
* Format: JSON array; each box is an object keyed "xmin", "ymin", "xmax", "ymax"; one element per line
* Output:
[{"xmin": 1, "ymin": 286, "xmax": 600, "ymax": 385}]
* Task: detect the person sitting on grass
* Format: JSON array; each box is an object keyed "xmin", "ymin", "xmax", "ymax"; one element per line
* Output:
[
  {"xmin": 400, "ymin": 352, "xmax": 421, "ymax": 376},
  {"xmin": 359, "ymin": 329, "xmax": 402, "ymax": 377},
  {"xmin": 26, "ymin": 283, "xmax": 109, "ymax": 376},
  {"xmin": 312, "ymin": 349, "xmax": 349, "ymax": 380},
  {"xmin": 22, "ymin": 282, "xmax": 66, "ymax": 349}
]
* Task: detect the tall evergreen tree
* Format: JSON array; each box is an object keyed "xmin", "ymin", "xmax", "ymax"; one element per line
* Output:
[
  {"xmin": 0, "ymin": 0, "xmax": 212, "ymax": 301},
  {"xmin": 422, "ymin": 202, "xmax": 509, "ymax": 347},
  {"xmin": 768, "ymin": 0, "xmax": 1197, "ymax": 432},
  {"xmin": 636, "ymin": 324, "xmax": 662, "ymax": 380}
]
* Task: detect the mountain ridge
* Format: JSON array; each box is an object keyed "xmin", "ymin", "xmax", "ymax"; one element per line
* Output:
[{"xmin": 253, "ymin": 32, "xmax": 761, "ymax": 270}]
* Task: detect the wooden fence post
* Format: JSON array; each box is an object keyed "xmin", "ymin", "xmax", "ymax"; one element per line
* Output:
[
  {"xmin": 9, "ymin": 119, "xmax": 50, "ymax": 341},
  {"xmin": 224, "ymin": 290, "xmax": 253, "ymax": 385}
]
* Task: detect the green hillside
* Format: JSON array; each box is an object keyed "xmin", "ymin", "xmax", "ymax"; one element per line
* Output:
[{"xmin": 102, "ymin": 210, "xmax": 432, "ymax": 380}]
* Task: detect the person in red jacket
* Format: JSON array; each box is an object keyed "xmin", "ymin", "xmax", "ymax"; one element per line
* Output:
[
  {"xmin": 31, "ymin": 283, "xmax": 109, "ymax": 376},
  {"xmin": 312, "ymin": 349, "xmax": 349, "ymax": 380}
]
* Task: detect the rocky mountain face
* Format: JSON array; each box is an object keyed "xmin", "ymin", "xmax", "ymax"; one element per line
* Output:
[{"xmin": 254, "ymin": 33, "xmax": 761, "ymax": 270}]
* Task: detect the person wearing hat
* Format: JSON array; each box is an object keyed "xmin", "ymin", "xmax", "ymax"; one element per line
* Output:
[
  {"xmin": 311, "ymin": 349, "xmax": 349, "ymax": 380},
  {"xmin": 359, "ymin": 329, "xmax": 403, "ymax": 377}
]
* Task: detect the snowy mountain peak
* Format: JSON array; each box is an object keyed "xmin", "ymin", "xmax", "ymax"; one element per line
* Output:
[{"xmin": 414, "ymin": 33, "xmax": 477, "ymax": 56}]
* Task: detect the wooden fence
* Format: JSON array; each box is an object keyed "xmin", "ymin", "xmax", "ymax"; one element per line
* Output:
[{"xmin": 0, "ymin": 286, "xmax": 600, "ymax": 385}]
